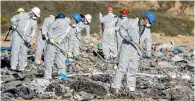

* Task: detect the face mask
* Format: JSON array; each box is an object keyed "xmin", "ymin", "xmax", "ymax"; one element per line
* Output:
[
  {"xmin": 71, "ymin": 24, "xmax": 77, "ymax": 27},
  {"xmin": 145, "ymin": 23, "xmax": 151, "ymax": 27},
  {"xmin": 84, "ymin": 21, "xmax": 88, "ymax": 24},
  {"xmin": 32, "ymin": 16, "xmax": 37, "ymax": 20}
]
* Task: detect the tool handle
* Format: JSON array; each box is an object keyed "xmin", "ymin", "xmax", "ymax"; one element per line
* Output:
[{"xmin": 4, "ymin": 27, "xmax": 12, "ymax": 41}]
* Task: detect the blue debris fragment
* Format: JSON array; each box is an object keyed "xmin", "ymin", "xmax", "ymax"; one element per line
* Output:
[
  {"xmin": 0, "ymin": 46, "xmax": 11, "ymax": 51},
  {"xmin": 58, "ymin": 73, "xmax": 68, "ymax": 80},
  {"xmin": 173, "ymin": 45, "xmax": 188, "ymax": 54}
]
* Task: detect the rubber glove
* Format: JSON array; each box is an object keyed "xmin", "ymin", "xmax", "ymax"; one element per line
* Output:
[
  {"xmin": 142, "ymin": 52, "xmax": 147, "ymax": 58},
  {"xmin": 24, "ymin": 41, "xmax": 31, "ymax": 48},
  {"xmin": 49, "ymin": 39, "xmax": 55, "ymax": 45},
  {"xmin": 67, "ymin": 52, "xmax": 73, "ymax": 58},
  {"xmin": 142, "ymin": 51, "xmax": 151, "ymax": 58},
  {"xmin": 11, "ymin": 25, "xmax": 16, "ymax": 30},
  {"xmin": 9, "ymin": 26, "xmax": 13, "ymax": 30},
  {"xmin": 146, "ymin": 51, "xmax": 151, "ymax": 57},
  {"xmin": 42, "ymin": 34, "xmax": 46, "ymax": 40},
  {"xmin": 99, "ymin": 12, "xmax": 102, "ymax": 18}
]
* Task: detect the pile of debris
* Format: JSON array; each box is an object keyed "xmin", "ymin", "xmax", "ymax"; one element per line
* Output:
[{"xmin": 1, "ymin": 40, "xmax": 194, "ymax": 101}]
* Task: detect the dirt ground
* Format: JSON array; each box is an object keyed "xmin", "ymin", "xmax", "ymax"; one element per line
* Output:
[{"xmin": 16, "ymin": 99, "xmax": 156, "ymax": 101}]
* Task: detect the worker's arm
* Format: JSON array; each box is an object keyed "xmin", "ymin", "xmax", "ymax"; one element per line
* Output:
[
  {"xmin": 68, "ymin": 27, "xmax": 75, "ymax": 53},
  {"xmin": 145, "ymin": 29, "xmax": 152, "ymax": 54},
  {"xmin": 10, "ymin": 13, "xmax": 22, "ymax": 28},
  {"xmin": 99, "ymin": 12, "xmax": 105, "ymax": 23},
  {"xmin": 47, "ymin": 21, "xmax": 57, "ymax": 39},
  {"xmin": 143, "ymin": 28, "xmax": 152, "ymax": 57},
  {"xmin": 77, "ymin": 23, "xmax": 86, "ymax": 33},
  {"xmin": 85, "ymin": 24, "xmax": 90, "ymax": 41},
  {"xmin": 27, "ymin": 21, "xmax": 37, "ymax": 43},
  {"xmin": 41, "ymin": 18, "xmax": 48, "ymax": 35}
]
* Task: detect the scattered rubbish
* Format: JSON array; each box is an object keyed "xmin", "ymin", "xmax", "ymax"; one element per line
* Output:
[
  {"xmin": 1, "ymin": 40, "xmax": 194, "ymax": 100},
  {"xmin": 171, "ymin": 55, "xmax": 184, "ymax": 62}
]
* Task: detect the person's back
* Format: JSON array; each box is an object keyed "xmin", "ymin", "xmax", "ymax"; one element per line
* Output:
[
  {"xmin": 48, "ymin": 18, "xmax": 70, "ymax": 44},
  {"xmin": 116, "ymin": 15, "xmax": 129, "ymax": 52},
  {"xmin": 41, "ymin": 15, "xmax": 55, "ymax": 35},
  {"xmin": 124, "ymin": 18, "xmax": 140, "ymax": 44},
  {"xmin": 35, "ymin": 15, "xmax": 55, "ymax": 65},
  {"xmin": 10, "ymin": 12, "xmax": 28, "ymax": 28}
]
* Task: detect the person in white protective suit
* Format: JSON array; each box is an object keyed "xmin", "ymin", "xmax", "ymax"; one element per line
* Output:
[
  {"xmin": 44, "ymin": 13, "xmax": 78, "ymax": 79},
  {"xmin": 116, "ymin": 9, "xmax": 129, "ymax": 52},
  {"xmin": 80, "ymin": 14, "xmax": 92, "ymax": 43},
  {"xmin": 35, "ymin": 15, "xmax": 55, "ymax": 65},
  {"xmin": 112, "ymin": 11, "xmax": 156, "ymax": 92},
  {"xmin": 99, "ymin": 6, "xmax": 118, "ymax": 60},
  {"xmin": 10, "ymin": 7, "xmax": 41, "ymax": 72},
  {"xmin": 71, "ymin": 14, "xmax": 86, "ymax": 57}
]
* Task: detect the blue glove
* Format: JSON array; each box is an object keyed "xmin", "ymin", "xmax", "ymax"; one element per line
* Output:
[
  {"xmin": 142, "ymin": 52, "xmax": 151, "ymax": 58},
  {"xmin": 146, "ymin": 51, "xmax": 151, "ymax": 57},
  {"xmin": 142, "ymin": 52, "xmax": 147, "ymax": 58},
  {"xmin": 58, "ymin": 73, "xmax": 68, "ymax": 80},
  {"xmin": 119, "ymin": 15, "xmax": 124, "ymax": 19}
]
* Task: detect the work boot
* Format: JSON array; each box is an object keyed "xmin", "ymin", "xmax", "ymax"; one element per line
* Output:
[
  {"xmin": 125, "ymin": 86, "xmax": 136, "ymax": 94},
  {"xmin": 129, "ymin": 86, "xmax": 136, "ymax": 92},
  {"xmin": 110, "ymin": 83, "xmax": 120, "ymax": 94}
]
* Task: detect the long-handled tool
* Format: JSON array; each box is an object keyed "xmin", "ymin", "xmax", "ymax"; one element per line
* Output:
[
  {"xmin": 52, "ymin": 42, "xmax": 85, "ymax": 68},
  {"xmin": 16, "ymin": 28, "xmax": 43, "ymax": 63},
  {"xmin": 53, "ymin": 42, "xmax": 67, "ymax": 55},
  {"xmin": 89, "ymin": 45, "xmax": 109, "ymax": 70},
  {"xmin": 4, "ymin": 26, "xmax": 12, "ymax": 41},
  {"xmin": 131, "ymin": 41, "xmax": 172, "ymax": 79}
]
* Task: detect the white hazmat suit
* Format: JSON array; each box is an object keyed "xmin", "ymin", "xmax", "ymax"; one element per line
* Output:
[
  {"xmin": 10, "ymin": 12, "xmax": 37, "ymax": 71},
  {"xmin": 99, "ymin": 13, "xmax": 118, "ymax": 59},
  {"xmin": 113, "ymin": 18, "xmax": 152, "ymax": 91},
  {"xmin": 44, "ymin": 18, "xmax": 75, "ymax": 79},
  {"xmin": 35, "ymin": 15, "xmax": 55, "ymax": 64}
]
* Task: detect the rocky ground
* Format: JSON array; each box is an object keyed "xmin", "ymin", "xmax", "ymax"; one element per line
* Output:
[{"xmin": 1, "ymin": 33, "xmax": 194, "ymax": 101}]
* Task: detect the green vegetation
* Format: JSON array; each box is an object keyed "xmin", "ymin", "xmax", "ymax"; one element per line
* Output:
[{"xmin": 1, "ymin": 1, "xmax": 194, "ymax": 36}]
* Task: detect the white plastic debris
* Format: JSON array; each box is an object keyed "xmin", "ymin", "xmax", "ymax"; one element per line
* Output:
[
  {"xmin": 157, "ymin": 61, "xmax": 177, "ymax": 68},
  {"xmin": 171, "ymin": 55, "xmax": 184, "ymax": 62},
  {"xmin": 170, "ymin": 72, "xmax": 177, "ymax": 79},
  {"xmin": 181, "ymin": 74, "xmax": 191, "ymax": 80},
  {"xmin": 31, "ymin": 78, "xmax": 50, "ymax": 87},
  {"xmin": 114, "ymin": 65, "xmax": 117, "ymax": 70}
]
